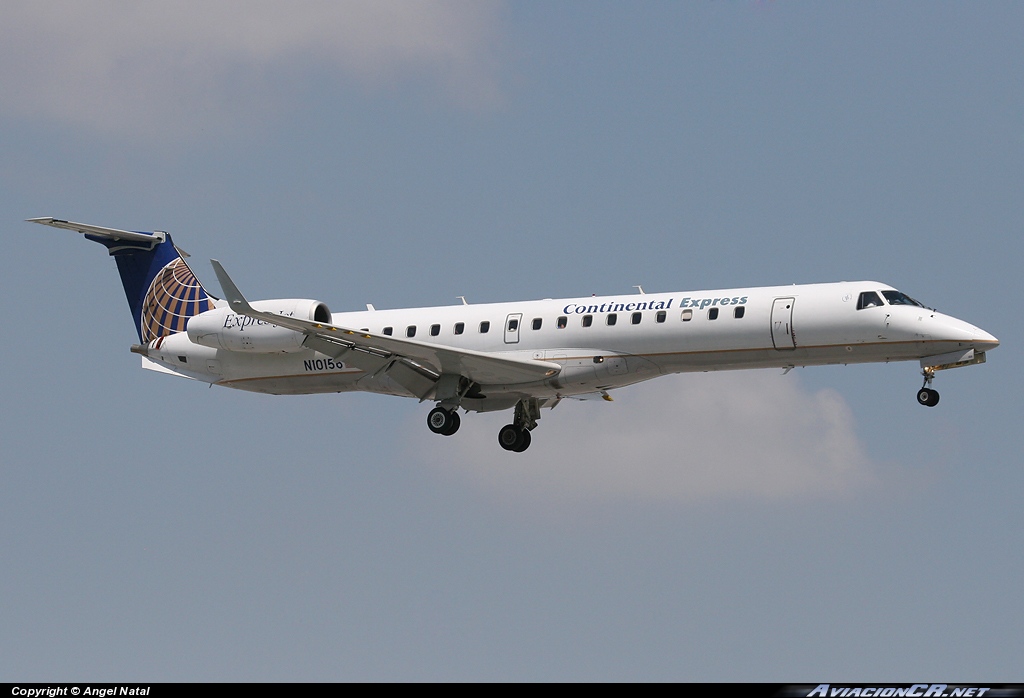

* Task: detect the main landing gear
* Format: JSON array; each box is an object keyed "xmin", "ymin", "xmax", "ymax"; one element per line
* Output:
[
  {"xmin": 427, "ymin": 406, "xmax": 461, "ymax": 436},
  {"xmin": 916, "ymin": 368, "xmax": 940, "ymax": 407},
  {"xmin": 426, "ymin": 397, "xmax": 541, "ymax": 452},
  {"xmin": 497, "ymin": 398, "xmax": 541, "ymax": 453},
  {"xmin": 498, "ymin": 424, "xmax": 531, "ymax": 452}
]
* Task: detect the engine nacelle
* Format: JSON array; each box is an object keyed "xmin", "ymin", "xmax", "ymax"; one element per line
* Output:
[{"xmin": 187, "ymin": 299, "xmax": 331, "ymax": 353}]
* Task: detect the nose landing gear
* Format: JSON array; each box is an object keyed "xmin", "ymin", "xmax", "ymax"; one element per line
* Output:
[{"xmin": 916, "ymin": 368, "xmax": 940, "ymax": 407}]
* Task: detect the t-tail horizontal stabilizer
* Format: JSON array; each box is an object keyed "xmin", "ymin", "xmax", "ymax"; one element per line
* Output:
[
  {"xmin": 29, "ymin": 217, "xmax": 215, "ymax": 342},
  {"xmin": 27, "ymin": 217, "xmax": 166, "ymax": 246}
]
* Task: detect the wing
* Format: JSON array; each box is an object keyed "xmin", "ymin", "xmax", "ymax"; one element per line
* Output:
[{"xmin": 210, "ymin": 260, "xmax": 560, "ymax": 389}]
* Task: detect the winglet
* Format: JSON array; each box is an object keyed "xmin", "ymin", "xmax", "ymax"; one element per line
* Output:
[{"xmin": 210, "ymin": 259, "xmax": 254, "ymax": 314}]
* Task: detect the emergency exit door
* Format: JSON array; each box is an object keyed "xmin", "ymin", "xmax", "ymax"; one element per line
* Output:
[{"xmin": 504, "ymin": 313, "xmax": 522, "ymax": 344}]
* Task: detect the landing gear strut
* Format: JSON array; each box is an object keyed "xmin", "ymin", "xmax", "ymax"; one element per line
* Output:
[
  {"xmin": 917, "ymin": 368, "xmax": 940, "ymax": 407},
  {"xmin": 498, "ymin": 398, "xmax": 540, "ymax": 452},
  {"xmin": 427, "ymin": 406, "xmax": 461, "ymax": 435}
]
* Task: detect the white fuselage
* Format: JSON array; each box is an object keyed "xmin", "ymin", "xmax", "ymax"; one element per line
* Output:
[{"xmin": 143, "ymin": 280, "xmax": 998, "ymax": 412}]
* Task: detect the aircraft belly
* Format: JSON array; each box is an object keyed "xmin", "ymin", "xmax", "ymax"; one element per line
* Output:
[
  {"xmin": 547, "ymin": 357, "xmax": 596, "ymax": 389},
  {"xmin": 206, "ymin": 329, "xmax": 980, "ymax": 398},
  {"xmin": 650, "ymin": 340, "xmax": 971, "ymax": 373},
  {"xmin": 212, "ymin": 351, "xmax": 398, "ymax": 396},
  {"xmin": 219, "ymin": 369, "xmax": 367, "ymax": 395}
]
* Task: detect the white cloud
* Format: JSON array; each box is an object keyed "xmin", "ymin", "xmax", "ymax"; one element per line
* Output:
[
  {"xmin": 411, "ymin": 370, "xmax": 879, "ymax": 504},
  {"xmin": 0, "ymin": 1, "xmax": 504, "ymax": 138}
]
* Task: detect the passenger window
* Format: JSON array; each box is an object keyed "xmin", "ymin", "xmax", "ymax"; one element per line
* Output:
[
  {"xmin": 734, "ymin": 306, "xmax": 745, "ymax": 319},
  {"xmin": 708, "ymin": 308, "xmax": 719, "ymax": 320},
  {"xmin": 557, "ymin": 316, "xmax": 568, "ymax": 329},
  {"xmin": 857, "ymin": 291, "xmax": 884, "ymax": 310},
  {"xmin": 582, "ymin": 315, "xmax": 593, "ymax": 327},
  {"xmin": 656, "ymin": 310, "xmax": 667, "ymax": 323},
  {"xmin": 631, "ymin": 312, "xmax": 642, "ymax": 325},
  {"xmin": 383, "ymin": 326, "xmax": 393, "ymax": 336},
  {"xmin": 430, "ymin": 324, "xmax": 440, "ymax": 336},
  {"xmin": 406, "ymin": 326, "xmax": 416, "ymax": 338},
  {"xmin": 507, "ymin": 318, "xmax": 519, "ymax": 332},
  {"xmin": 681, "ymin": 309, "xmax": 693, "ymax": 322},
  {"xmin": 607, "ymin": 313, "xmax": 617, "ymax": 326},
  {"xmin": 479, "ymin": 321, "xmax": 490, "ymax": 333},
  {"xmin": 454, "ymin": 322, "xmax": 464, "ymax": 335},
  {"xmin": 532, "ymin": 318, "xmax": 542, "ymax": 330}
]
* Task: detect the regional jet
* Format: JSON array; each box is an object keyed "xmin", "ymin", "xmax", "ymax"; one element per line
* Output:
[{"xmin": 29, "ymin": 217, "xmax": 999, "ymax": 452}]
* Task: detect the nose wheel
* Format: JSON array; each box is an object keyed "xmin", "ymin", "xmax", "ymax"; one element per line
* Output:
[{"xmin": 916, "ymin": 368, "xmax": 940, "ymax": 407}]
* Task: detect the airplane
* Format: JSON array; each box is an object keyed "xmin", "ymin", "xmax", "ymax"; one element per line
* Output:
[{"xmin": 29, "ymin": 217, "xmax": 1000, "ymax": 452}]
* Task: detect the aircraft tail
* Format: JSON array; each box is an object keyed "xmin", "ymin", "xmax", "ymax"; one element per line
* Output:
[{"xmin": 28, "ymin": 218, "xmax": 217, "ymax": 342}]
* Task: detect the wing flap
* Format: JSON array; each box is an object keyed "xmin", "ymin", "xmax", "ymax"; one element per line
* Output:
[{"xmin": 380, "ymin": 360, "xmax": 437, "ymax": 399}]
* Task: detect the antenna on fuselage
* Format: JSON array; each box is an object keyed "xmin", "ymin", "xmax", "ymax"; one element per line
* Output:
[
  {"xmin": 457, "ymin": 296, "xmax": 468, "ymax": 305},
  {"xmin": 633, "ymin": 285, "xmax": 645, "ymax": 295}
]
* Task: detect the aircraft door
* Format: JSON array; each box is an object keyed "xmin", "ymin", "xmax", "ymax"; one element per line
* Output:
[
  {"xmin": 504, "ymin": 313, "xmax": 522, "ymax": 344},
  {"xmin": 771, "ymin": 297, "xmax": 797, "ymax": 349}
]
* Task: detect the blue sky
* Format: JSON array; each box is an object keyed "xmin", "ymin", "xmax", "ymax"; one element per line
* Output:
[{"xmin": 2, "ymin": 1, "xmax": 1022, "ymax": 680}]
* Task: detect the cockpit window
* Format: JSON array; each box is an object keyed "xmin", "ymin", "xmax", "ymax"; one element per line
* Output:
[
  {"xmin": 857, "ymin": 291, "xmax": 884, "ymax": 310},
  {"xmin": 881, "ymin": 290, "xmax": 925, "ymax": 308}
]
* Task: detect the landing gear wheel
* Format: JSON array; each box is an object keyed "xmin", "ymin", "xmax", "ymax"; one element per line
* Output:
[
  {"xmin": 427, "ymin": 407, "xmax": 460, "ymax": 435},
  {"xmin": 916, "ymin": 388, "xmax": 940, "ymax": 407},
  {"xmin": 498, "ymin": 398, "xmax": 540, "ymax": 452},
  {"xmin": 427, "ymin": 407, "xmax": 448, "ymax": 434},
  {"xmin": 498, "ymin": 424, "xmax": 527, "ymax": 451}
]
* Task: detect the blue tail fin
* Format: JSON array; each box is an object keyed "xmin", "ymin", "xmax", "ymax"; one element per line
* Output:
[
  {"xmin": 29, "ymin": 218, "xmax": 216, "ymax": 342},
  {"xmin": 100, "ymin": 233, "xmax": 216, "ymax": 342}
]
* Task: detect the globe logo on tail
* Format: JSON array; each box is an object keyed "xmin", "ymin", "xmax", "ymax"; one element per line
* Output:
[{"xmin": 141, "ymin": 258, "xmax": 214, "ymax": 341}]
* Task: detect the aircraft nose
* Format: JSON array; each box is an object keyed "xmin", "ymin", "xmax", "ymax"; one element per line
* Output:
[
  {"xmin": 975, "ymin": 327, "xmax": 999, "ymax": 349},
  {"xmin": 940, "ymin": 315, "xmax": 999, "ymax": 349}
]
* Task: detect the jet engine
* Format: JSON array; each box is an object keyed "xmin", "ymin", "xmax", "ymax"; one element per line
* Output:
[{"xmin": 186, "ymin": 299, "xmax": 330, "ymax": 353}]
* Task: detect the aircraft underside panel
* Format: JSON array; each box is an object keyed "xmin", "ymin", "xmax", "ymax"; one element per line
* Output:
[{"xmin": 179, "ymin": 335, "xmax": 983, "ymax": 403}]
